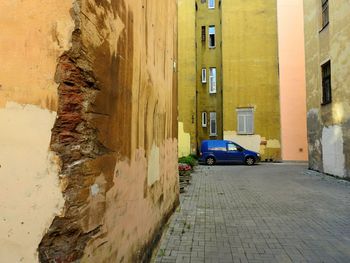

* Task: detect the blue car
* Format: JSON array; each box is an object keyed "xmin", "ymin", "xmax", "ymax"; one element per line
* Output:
[{"xmin": 199, "ymin": 140, "xmax": 260, "ymax": 165}]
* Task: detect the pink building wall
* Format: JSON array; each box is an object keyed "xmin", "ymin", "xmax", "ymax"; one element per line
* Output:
[{"xmin": 277, "ymin": 0, "xmax": 308, "ymax": 161}]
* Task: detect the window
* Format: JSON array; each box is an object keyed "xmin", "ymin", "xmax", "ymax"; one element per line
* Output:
[
  {"xmin": 201, "ymin": 26, "xmax": 206, "ymax": 42},
  {"xmin": 202, "ymin": 112, "xmax": 207, "ymax": 127},
  {"xmin": 237, "ymin": 108, "xmax": 254, "ymax": 135},
  {"xmin": 227, "ymin": 143, "xmax": 238, "ymax": 151},
  {"xmin": 321, "ymin": 61, "xmax": 331, "ymax": 104},
  {"xmin": 209, "ymin": 67, "xmax": 216, "ymax": 93},
  {"xmin": 208, "ymin": 26, "xmax": 216, "ymax": 48},
  {"xmin": 321, "ymin": 0, "xmax": 329, "ymax": 28},
  {"xmin": 201, "ymin": 68, "xmax": 207, "ymax": 83},
  {"xmin": 210, "ymin": 112, "xmax": 217, "ymax": 136},
  {"xmin": 208, "ymin": 0, "xmax": 215, "ymax": 9}
]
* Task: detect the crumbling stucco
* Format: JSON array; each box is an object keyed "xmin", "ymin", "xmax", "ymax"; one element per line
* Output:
[
  {"xmin": 304, "ymin": 0, "xmax": 350, "ymax": 178},
  {"xmin": 37, "ymin": 0, "xmax": 179, "ymax": 262},
  {"xmin": 1, "ymin": 0, "xmax": 178, "ymax": 262}
]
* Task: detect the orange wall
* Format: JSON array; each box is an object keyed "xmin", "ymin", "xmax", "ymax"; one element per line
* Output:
[{"xmin": 278, "ymin": 0, "xmax": 308, "ymax": 161}]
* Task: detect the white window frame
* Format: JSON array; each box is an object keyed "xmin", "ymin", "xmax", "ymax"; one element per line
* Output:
[
  {"xmin": 208, "ymin": 0, "xmax": 215, "ymax": 9},
  {"xmin": 208, "ymin": 26, "xmax": 216, "ymax": 48},
  {"xmin": 201, "ymin": 68, "xmax": 207, "ymax": 83},
  {"xmin": 209, "ymin": 112, "xmax": 217, "ymax": 136},
  {"xmin": 209, "ymin": 67, "xmax": 216, "ymax": 94},
  {"xmin": 201, "ymin": 112, "xmax": 207, "ymax": 127},
  {"xmin": 237, "ymin": 108, "xmax": 254, "ymax": 135}
]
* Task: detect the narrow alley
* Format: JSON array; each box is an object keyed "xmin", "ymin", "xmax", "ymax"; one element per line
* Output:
[{"xmin": 155, "ymin": 164, "xmax": 350, "ymax": 263}]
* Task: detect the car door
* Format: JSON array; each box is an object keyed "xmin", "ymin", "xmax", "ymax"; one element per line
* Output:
[{"xmin": 225, "ymin": 143, "xmax": 244, "ymax": 163}]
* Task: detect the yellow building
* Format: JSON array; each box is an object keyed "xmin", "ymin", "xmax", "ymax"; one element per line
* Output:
[
  {"xmin": 178, "ymin": 0, "xmax": 196, "ymax": 156},
  {"xmin": 304, "ymin": 0, "xmax": 350, "ymax": 178},
  {"xmin": 178, "ymin": 0, "xmax": 281, "ymax": 161},
  {"xmin": 195, "ymin": 0, "xmax": 224, "ymax": 148}
]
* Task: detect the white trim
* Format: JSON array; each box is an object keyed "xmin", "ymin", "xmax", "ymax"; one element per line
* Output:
[
  {"xmin": 209, "ymin": 112, "xmax": 217, "ymax": 136},
  {"xmin": 236, "ymin": 108, "xmax": 254, "ymax": 135},
  {"xmin": 208, "ymin": 26, "xmax": 216, "ymax": 48},
  {"xmin": 201, "ymin": 112, "xmax": 207, "ymax": 127},
  {"xmin": 201, "ymin": 68, "xmax": 207, "ymax": 83},
  {"xmin": 208, "ymin": 0, "xmax": 215, "ymax": 9},
  {"xmin": 209, "ymin": 67, "xmax": 217, "ymax": 94}
]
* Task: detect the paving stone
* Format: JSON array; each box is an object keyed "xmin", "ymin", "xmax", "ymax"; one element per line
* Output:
[{"xmin": 155, "ymin": 164, "xmax": 350, "ymax": 262}]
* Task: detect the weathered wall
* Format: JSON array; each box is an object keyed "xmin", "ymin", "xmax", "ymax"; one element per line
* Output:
[
  {"xmin": 277, "ymin": 0, "xmax": 308, "ymax": 161},
  {"xmin": 304, "ymin": 0, "xmax": 350, "ymax": 178},
  {"xmin": 178, "ymin": 0, "xmax": 196, "ymax": 157},
  {"xmin": 195, "ymin": 0, "xmax": 223, "ymax": 147},
  {"xmin": 0, "ymin": 1, "xmax": 73, "ymax": 261},
  {"xmin": 222, "ymin": 0, "xmax": 281, "ymax": 160},
  {"xmin": 1, "ymin": 0, "xmax": 179, "ymax": 262}
]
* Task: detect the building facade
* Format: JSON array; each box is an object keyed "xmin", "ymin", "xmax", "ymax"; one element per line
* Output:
[
  {"xmin": 178, "ymin": 0, "xmax": 281, "ymax": 161},
  {"xmin": 0, "ymin": 0, "xmax": 179, "ymax": 262},
  {"xmin": 304, "ymin": 0, "xmax": 350, "ymax": 178},
  {"xmin": 278, "ymin": 0, "xmax": 308, "ymax": 161}
]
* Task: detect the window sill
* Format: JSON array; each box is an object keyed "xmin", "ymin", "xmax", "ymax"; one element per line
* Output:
[
  {"xmin": 209, "ymin": 46, "xmax": 216, "ymax": 49},
  {"xmin": 319, "ymin": 22, "xmax": 329, "ymax": 33},
  {"xmin": 237, "ymin": 133, "xmax": 254, "ymax": 136}
]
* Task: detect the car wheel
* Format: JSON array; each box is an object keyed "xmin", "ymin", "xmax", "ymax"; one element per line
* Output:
[
  {"xmin": 206, "ymin": 157, "xmax": 215, "ymax": 165},
  {"xmin": 245, "ymin": 156, "xmax": 255, "ymax": 166}
]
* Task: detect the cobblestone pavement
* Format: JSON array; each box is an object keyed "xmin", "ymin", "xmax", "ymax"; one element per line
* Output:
[{"xmin": 155, "ymin": 163, "xmax": 350, "ymax": 263}]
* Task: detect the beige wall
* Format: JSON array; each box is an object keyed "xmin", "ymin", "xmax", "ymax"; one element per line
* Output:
[
  {"xmin": 304, "ymin": 0, "xmax": 350, "ymax": 177},
  {"xmin": 278, "ymin": 0, "xmax": 308, "ymax": 161},
  {"xmin": 0, "ymin": 1, "xmax": 73, "ymax": 261},
  {"xmin": 1, "ymin": 0, "xmax": 179, "ymax": 262}
]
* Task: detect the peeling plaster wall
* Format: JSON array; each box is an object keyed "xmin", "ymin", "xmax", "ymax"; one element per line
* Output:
[
  {"xmin": 0, "ymin": 1, "xmax": 73, "ymax": 261},
  {"xmin": 304, "ymin": 0, "xmax": 350, "ymax": 178},
  {"xmin": 1, "ymin": 0, "xmax": 178, "ymax": 262},
  {"xmin": 37, "ymin": 0, "xmax": 179, "ymax": 262},
  {"xmin": 222, "ymin": 1, "xmax": 281, "ymax": 161}
]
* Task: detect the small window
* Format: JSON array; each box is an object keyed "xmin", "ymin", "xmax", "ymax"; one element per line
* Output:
[
  {"xmin": 201, "ymin": 26, "xmax": 206, "ymax": 42},
  {"xmin": 201, "ymin": 68, "xmax": 207, "ymax": 83},
  {"xmin": 202, "ymin": 112, "xmax": 207, "ymax": 127},
  {"xmin": 209, "ymin": 67, "xmax": 216, "ymax": 93},
  {"xmin": 208, "ymin": 26, "xmax": 216, "ymax": 48},
  {"xmin": 210, "ymin": 112, "xmax": 217, "ymax": 136},
  {"xmin": 227, "ymin": 143, "xmax": 238, "ymax": 151},
  {"xmin": 208, "ymin": 0, "xmax": 215, "ymax": 9},
  {"xmin": 237, "ymin": 108, "xmax": 254, "ymax": 135},
  {"xmin": 321, "ymin": 61, "xmax": 331, "ymax": 105},
  {"xmin": 321, "ymin": 0, "xmax": 329, "ymax": 28}
]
